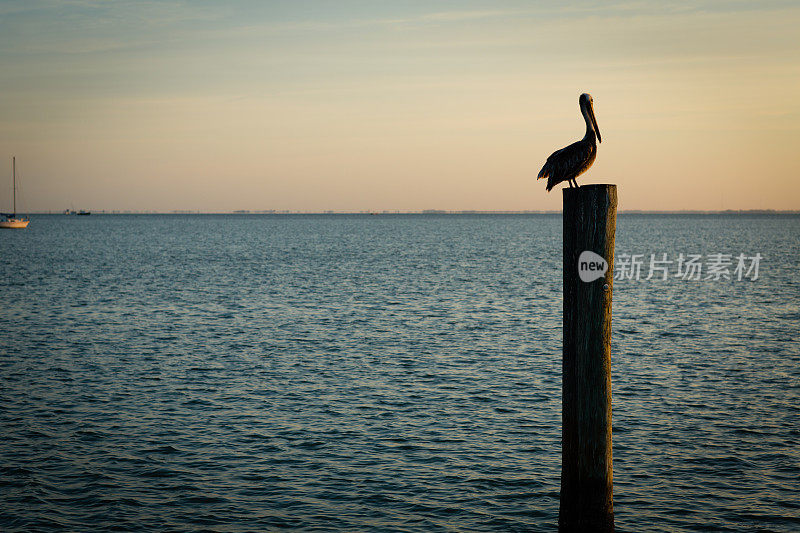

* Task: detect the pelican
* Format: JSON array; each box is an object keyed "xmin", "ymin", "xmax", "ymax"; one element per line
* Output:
[{"xmin": 537, "ymin": 93, "xmax": 601, "ymax": 191}]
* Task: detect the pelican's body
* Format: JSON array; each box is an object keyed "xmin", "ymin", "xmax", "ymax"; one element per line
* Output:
[{"xmin": 538, "ymin": 93, "xmax": 601, "ymax": 191}]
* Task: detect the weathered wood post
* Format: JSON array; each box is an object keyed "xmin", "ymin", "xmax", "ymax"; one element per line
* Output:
[{"xmin": 559, "ymin": 184, "xmax": 617, "ymax": 532}]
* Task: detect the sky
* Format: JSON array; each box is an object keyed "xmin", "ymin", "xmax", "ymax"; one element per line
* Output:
[{"xmin": 1, "ymin": 0, "xmax": 799, "ymax": 212}]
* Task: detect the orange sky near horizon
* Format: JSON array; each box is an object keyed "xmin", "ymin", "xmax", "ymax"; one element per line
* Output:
[{"xmin": 1, "ymin": 1, "xmax": 799, "ymax": 212}]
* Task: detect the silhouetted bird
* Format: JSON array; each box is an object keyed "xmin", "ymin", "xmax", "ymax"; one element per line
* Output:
[{"xmin": 537, "ymin": 93, "xmax": 601, "ymax": 191}]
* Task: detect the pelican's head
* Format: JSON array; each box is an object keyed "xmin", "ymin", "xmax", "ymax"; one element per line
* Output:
[{"xmin": 579, "ymin": 93, "xmax": 601, "ymax": 143}]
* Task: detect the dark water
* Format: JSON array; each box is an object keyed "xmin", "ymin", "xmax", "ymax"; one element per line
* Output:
[{"xmin": 1, "ymin": 214, "xmax": 798, "ymax": 532}]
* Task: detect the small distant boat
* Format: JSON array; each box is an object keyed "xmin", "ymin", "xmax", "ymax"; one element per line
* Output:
[
  {"xmin": 0, "ymin": 157, "xmax": 29, "ymax": 229},
  {"xmin": 77, "ymin": 210, "xmax": 90, "ymax": 216}
]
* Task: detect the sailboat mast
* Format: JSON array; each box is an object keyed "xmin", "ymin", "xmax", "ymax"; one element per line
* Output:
[{"xmin": 12, "ymin": 156, "xmax": 16, "ymax": 215}]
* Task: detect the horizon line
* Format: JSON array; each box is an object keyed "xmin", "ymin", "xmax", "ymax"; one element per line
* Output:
[{"xmin": 25, "ymin": 209, "xmax": 800, "ymax": 216}]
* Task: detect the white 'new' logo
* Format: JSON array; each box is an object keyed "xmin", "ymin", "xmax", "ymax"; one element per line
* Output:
[{"xmin": 578, "ymin": 251, "xmax": 608, "ymax": 282}]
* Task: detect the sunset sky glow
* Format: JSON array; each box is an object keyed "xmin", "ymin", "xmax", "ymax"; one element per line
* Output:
[{"xmin": 2, "ymin": 1, "xmax": 799, "ymax": 212}]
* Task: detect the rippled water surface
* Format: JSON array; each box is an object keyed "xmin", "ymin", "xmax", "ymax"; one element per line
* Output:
[{"xmin": 2, "ymin": 214, "xmax": 799, "ymax": 531}]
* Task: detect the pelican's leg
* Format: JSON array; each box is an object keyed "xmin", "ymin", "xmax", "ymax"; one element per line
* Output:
[
  {"xmin": 567, "ymin": 180, "xmax": 574, "ymax": 188},
  {"xmin": 572, "ymin": 179, "xmax": 579, "ymax": 188}
]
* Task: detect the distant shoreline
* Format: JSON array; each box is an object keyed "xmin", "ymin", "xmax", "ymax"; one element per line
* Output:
[{"xmin": 26, "ymin": 210, "xmax": 800, "ymax": 216}]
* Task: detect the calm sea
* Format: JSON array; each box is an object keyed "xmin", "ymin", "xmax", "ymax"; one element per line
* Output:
[{"xmin": 1, "ymin": 214, "xmax": 798, "ymax": 532}]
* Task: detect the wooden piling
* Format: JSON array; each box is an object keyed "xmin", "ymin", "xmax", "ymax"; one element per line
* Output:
[{"xmin": 559, "ymin": 184, "xmax": 617, "ymax": 532}]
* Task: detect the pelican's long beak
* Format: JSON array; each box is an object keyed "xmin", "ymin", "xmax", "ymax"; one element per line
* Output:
[{"xmin": 589, "ymin": 103, "xmax": 601, "ymax": 143}]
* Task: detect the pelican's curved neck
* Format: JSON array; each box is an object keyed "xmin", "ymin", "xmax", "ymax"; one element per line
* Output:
[{"xmin": 581, "ymin": 102, "xmax": 595, "ymax": 140}]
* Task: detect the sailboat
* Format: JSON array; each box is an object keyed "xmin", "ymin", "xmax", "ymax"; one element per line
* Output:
[{"xmin": 0, "ymin": 157, "xmax": 30, "ymax": 229}]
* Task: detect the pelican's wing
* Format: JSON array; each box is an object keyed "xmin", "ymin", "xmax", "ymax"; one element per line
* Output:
[
  {"xmin": 539, "ymin": 141, "xmax": 592, "ymax": 180},
  {"xmin": 538, "ymin": 146, "xmax": 564, "ymax": 179}
]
